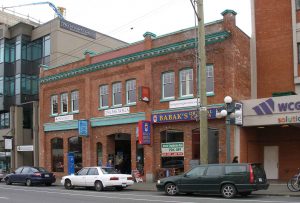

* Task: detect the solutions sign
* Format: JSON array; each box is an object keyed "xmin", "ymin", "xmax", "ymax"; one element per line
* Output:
[{"xmin": 243, "ymin": 95, "xmax": 300, "ymax": 126}]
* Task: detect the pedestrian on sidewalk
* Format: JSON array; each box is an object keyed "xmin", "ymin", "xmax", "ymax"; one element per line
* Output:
[{"xmin": 232, "ymin": 156, "xmax": 239, "ymax": 163}]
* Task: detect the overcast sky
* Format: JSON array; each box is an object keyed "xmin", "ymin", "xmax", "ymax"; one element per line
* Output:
[{"xmin": 0, "ymin": 0, "xmax": 251, "ymax": 43}]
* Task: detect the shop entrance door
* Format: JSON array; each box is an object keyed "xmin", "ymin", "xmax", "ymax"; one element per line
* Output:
[
  {"xmin": 115, "ymin": 133, "xmax": 131, "ymax": 174},
  {"xmin": 264, "ymin": 146, "xmax": 278, "ymax": 179}
]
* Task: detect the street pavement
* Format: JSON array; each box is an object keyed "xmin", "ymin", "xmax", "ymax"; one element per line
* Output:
[
  {"xmin": 53, "ymin": 178, "xmax": 300, "ymax": 197},
  {"xmin": 0, "ymin": 183, "xmax": 300, "ymax": 203}
]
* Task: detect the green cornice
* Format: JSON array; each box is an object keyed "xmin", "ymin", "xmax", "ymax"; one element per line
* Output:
[
  {"xmin": 221, "ymin": 9, "xmax": 237, "ymax": 16},
  {"xmin": 40, "ymin": 31, "xmax": 230, "ymax": 84},
  {"xmin": 90, "ymin": 112, "xmax": 145, "ymax": 127},
  {"xmin": 44, "ymin": 120, "xmax": 78, "ymax": 132}
]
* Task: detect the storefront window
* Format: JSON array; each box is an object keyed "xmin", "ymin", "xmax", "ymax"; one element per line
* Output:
[
  {"xmin": 51, "ymin": 138, "xmax": 64, "ymax": 172},
  {"xmin": 68, "ymin": 137, "xmax": 82, "ymax": 172},
  {"xmin": 97, "ymin": 142, "xmax": 103, "ymax": 166},
  {"xmin": 160, "ymin": 130, "xmax": 184, "ymax": 174}
]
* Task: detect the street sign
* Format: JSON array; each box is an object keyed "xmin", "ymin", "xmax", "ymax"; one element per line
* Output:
[{"xmin": 17, "ymin": 145, "xmax": 33, "ymax": 151}]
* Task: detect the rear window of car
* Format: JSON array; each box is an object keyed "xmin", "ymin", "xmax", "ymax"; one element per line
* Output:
[
  {"xmin": 101, "ymin": 167, "xmax": 118, "ymax": 174},
  {"xmin": 251, "ymin": 164, "xmax": 265, "ymax": 177},
  {"xmin": 33, "ymin": 167, "xmax": 48, "ymax": 173},
  {"xmin": 225, "ymin": 165, "xmax": 247, "ymax": 175}
]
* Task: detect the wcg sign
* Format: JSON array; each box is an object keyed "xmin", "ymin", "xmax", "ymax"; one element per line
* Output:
[{"xmin": 252, "ymin": 98, "xmax": 300, "ymax": 115}]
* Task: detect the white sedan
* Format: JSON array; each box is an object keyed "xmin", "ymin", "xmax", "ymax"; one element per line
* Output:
[{"xmin": 61, "ymin": 167, "xmax": 134, "ymax": 191}]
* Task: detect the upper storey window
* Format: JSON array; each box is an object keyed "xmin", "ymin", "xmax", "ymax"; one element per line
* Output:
[
  {"xmin": 296, "ymin": 0, "xmax": 300, "ymax": 10},
  {"xmin": 112, "ymin": 82, "xmax": 122, "ymax": 106},
  {"xmin": 162, "ymin": 72, "xmax": 175, "ymax": 99},
  {"xmin": 126, "ymin": 79, "xmax": 136, "ymax": 105},
  {"xmin": 179, "ymin": 68, "xmax": 193, "ymax": 97}
]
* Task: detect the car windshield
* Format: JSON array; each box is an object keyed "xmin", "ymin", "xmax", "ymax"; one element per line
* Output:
[
  {"xmin": 32, "ymin": 167, "xmax": 48, "ymax": 173},
  {"xmin": 101, "ymin": 167, "xmax": 118, "ymax": 174}
]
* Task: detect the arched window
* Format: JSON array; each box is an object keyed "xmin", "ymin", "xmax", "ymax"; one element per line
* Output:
[
  {"xmin": 51, "ymin": 138, "xmax": 64, "ymax": 172},
  {"xmin": 97, "ymin": 142, "xmax": 103, "ymax": 166},
  {"xmin": 68, "ymin": 136, "xmax": 82, "ymax": 172}
]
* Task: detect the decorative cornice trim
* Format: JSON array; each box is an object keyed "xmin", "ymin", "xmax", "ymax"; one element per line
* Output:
[
  {"xmin": 90, "ymin": 112, "xmax": 145, "ymax": 127},
  {"xmin": 44, "ymin": 120, "xmax": 78, "ymax": 132},
  {"xmin": 40, "ymin": 31, "xmax": 230, "ymax": 84}
]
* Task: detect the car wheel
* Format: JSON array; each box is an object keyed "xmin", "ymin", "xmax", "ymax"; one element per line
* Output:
[
  {"xmin": 221, "ymin": 184, "xmax": 236, "ymax": 198},
  {"xmin": 45, "ymin": 183, "xmax": 52, "ymax": 186},
  {"xmin": 5, "ymin": 178, "xmax": 11, "ymax": 185},
  {"xmin": 115, "ymin": 187, "xmax": 123, "ymax": 191},
  {"xmin": 94, "ymin": 181, "xmax": 103, "ymax": 191},
  {"xmin": 26, "ymin": 179, "xmax": 32, "ymax": 187},
  {"xmin": 164, "ymin": 183, "xmax": 178, "ymax": 196},
  {"xmin": 64, "ymin": 179, "xmax": 73, "ymax": 190},
  {"xmin": 240, "ymin": 191, "xmax": 252, "ymax": 197}
]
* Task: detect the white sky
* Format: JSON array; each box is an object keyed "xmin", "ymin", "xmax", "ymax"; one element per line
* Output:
[{"xmin": 0, "ymin": 0, "xmax": 251, "ymax": 43}]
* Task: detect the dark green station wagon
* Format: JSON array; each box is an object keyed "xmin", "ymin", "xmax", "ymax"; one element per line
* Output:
[{"xmin": 156, "ymin": 163, "xmax": 269, "ymax": 198}]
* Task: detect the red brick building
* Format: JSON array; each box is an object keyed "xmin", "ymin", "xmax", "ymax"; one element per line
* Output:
[
  {"xmin": 240, "ymin": 0, "xmax": 300, "ymax": 180},
  {"xmin": 39, "ymin": 10, "xmax": 250, "ymax": 181}
]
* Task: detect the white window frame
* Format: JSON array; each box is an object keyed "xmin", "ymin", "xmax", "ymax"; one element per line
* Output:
[
  {"xmin": 71, "ymin": 90, "xmax": 79, "ymax": 112},
  {"xmin": 60, "ymin": 93, "xmax": 68, "ymax": 114},
  {"xmin": 126, "ymin": 79, "xmax": 136, "ymax": 105},
  {"xmin": 51, "ymin": 95, "xmax": 58, "ymax": 115},
  {"xmin": 99, "ymin": 85, "xmax": 109, "ymax": 108},
  {"xmin": 179, "ymin": 68, "xmax": 193, "ymax": 97},
  {"xmin": 112, "ymin": 82, "xmax": 122, "ymax": 106},
  {"xmin": 162, "ymin": 71, "xmax": 175, "ymax": 99},
  {"xmin": 206, "ymin": 64, "xmax": 214, "ymax": 94}
]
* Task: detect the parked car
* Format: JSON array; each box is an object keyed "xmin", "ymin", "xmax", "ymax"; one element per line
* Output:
[
  {"xmin": 156, "ymin": 163, "xmax": 269, "ymax": 198},
  {"xmin": 61, "ymin": 166, "xmax": 134, "ymax": 191},
  {"xmin": 4, "ymin": 166, "xmax": 56, "ymax": 186}
]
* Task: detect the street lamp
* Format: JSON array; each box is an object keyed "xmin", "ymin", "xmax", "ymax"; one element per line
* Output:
[{"xmin": 216, "ymin": 96, "xmax": 242, "ymax": 163}]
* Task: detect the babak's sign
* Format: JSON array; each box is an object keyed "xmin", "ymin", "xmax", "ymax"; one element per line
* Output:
[
  {"xmin": 242, "ymin": 95, "xmax": 300, "ymax": 126},
  {"xmin": 60, "ymin": 20, "xmax": 96, "ymax": 39},
  {"xmin": 151, "ymin": 108, "xmax": 217, "ymax": 123}
]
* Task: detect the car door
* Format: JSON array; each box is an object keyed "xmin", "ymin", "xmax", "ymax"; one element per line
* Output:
[
  {"xmin": 201, "ymin": 165, "xmax": 224, "ymax": 192},
  {"xmin": 10, "ymin": 167, "xmax": 23, "ymax": 182},
  {"xmin": 20, "ymin": 167, "xmax": 32, "ymax": 183},
  {"xmin": 72, "ymin": 168, "xmax": 89, "ymax": 186},
  {"xmin": 85, "ymin": 168, "xmax": 99, "ymax": 187},
  {"xmin": 178, "ymin": 166, "xmax": 206, "ymax": 192}
]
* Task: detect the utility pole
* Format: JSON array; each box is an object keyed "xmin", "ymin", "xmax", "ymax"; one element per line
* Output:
[{"xmin": 197, "ymin": 0, "xmax": 208, "ymax": 164}]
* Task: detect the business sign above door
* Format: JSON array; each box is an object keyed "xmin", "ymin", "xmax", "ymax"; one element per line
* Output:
[
  {"xmin": 242, "ymin": 95, "xmax": 300, "ymax": 126},
  {"xmin": 151, "ymin": 108, "xmax": 217, "ymax": 123}
]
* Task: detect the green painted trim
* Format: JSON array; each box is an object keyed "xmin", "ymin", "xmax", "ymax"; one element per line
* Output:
[
  {"xmin": 143, "ymin": 32, "xmax": 157, "ymax": 38},
  {"xmin": 98, "ymin": 106, "xmax": 109, "ymax": 110},
  {"xmin": 90, "ymin": 112, "xmax": 145, "ymax": 127},
  {"xmin": 40, "ymin": 31, "xmax": 230, "ymax": 84},
  {"xmin": 178, "ymin": 95, "xmax": 194, "ymax": 100},
  {"xmin": 69, "ymin": 111, "xmax": 79, "ymax": 115},
  {"xmin": 44, "ymin": 120, "xmax": 78, "ymax": 132},
  {"xmin": 110, "ymin": 104, "xmax": 123, "ymax": 109},
  {"xmin": 49, "ymin": 113, "xmax": 58, "ymax": 117},
  {"xmin": 152, "ymin": 103, "xmax": 224, "ymax": 114},
  {"xmin": 160, "ymin": 97, "xmax": 175, "ymax": 102},
  {"xmin": 221, "ymin": 9, "xmax": 237, "ymax": 16},
  {"xmin": 207, "ymin": 92, "xmax": 215, "ymax": 97},
  {"xmin": 124, "ymin": 102, "xmax": 136, "ymax": 107}
]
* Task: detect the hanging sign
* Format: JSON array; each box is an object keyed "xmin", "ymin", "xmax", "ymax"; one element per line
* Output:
[
  {"xmin": 138, "ymin": 120, "xmax": 151, "ymax": 145},
  {"xmin": 78, "ymin": 120, "xmax": 88, "ymax": 136}
]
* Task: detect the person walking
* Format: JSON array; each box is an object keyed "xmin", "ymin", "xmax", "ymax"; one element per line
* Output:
[
  {"xmin": 106, "ymin": 159, "xmax": 112, "ymax": 167},
  {"xmin": 232, "ymin": 156, "xmax": 239, "ymax": 163}
]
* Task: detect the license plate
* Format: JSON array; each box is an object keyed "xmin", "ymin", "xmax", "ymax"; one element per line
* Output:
[
  {"xmin": 122, "ymin": 183, "xmax": 126, "ymax": 187},
  {"xmin": 258, "ymin": 178, "xmax": 262, "ymax": 182},
  {"xmin": 45, "ymin": 174, "xmax": 49, "ymax": 177}
]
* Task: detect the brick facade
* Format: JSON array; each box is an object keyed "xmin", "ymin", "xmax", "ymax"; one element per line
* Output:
[{"xmin": 39, "ymin": 11, "xmax": 250, "ymax": 181}]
